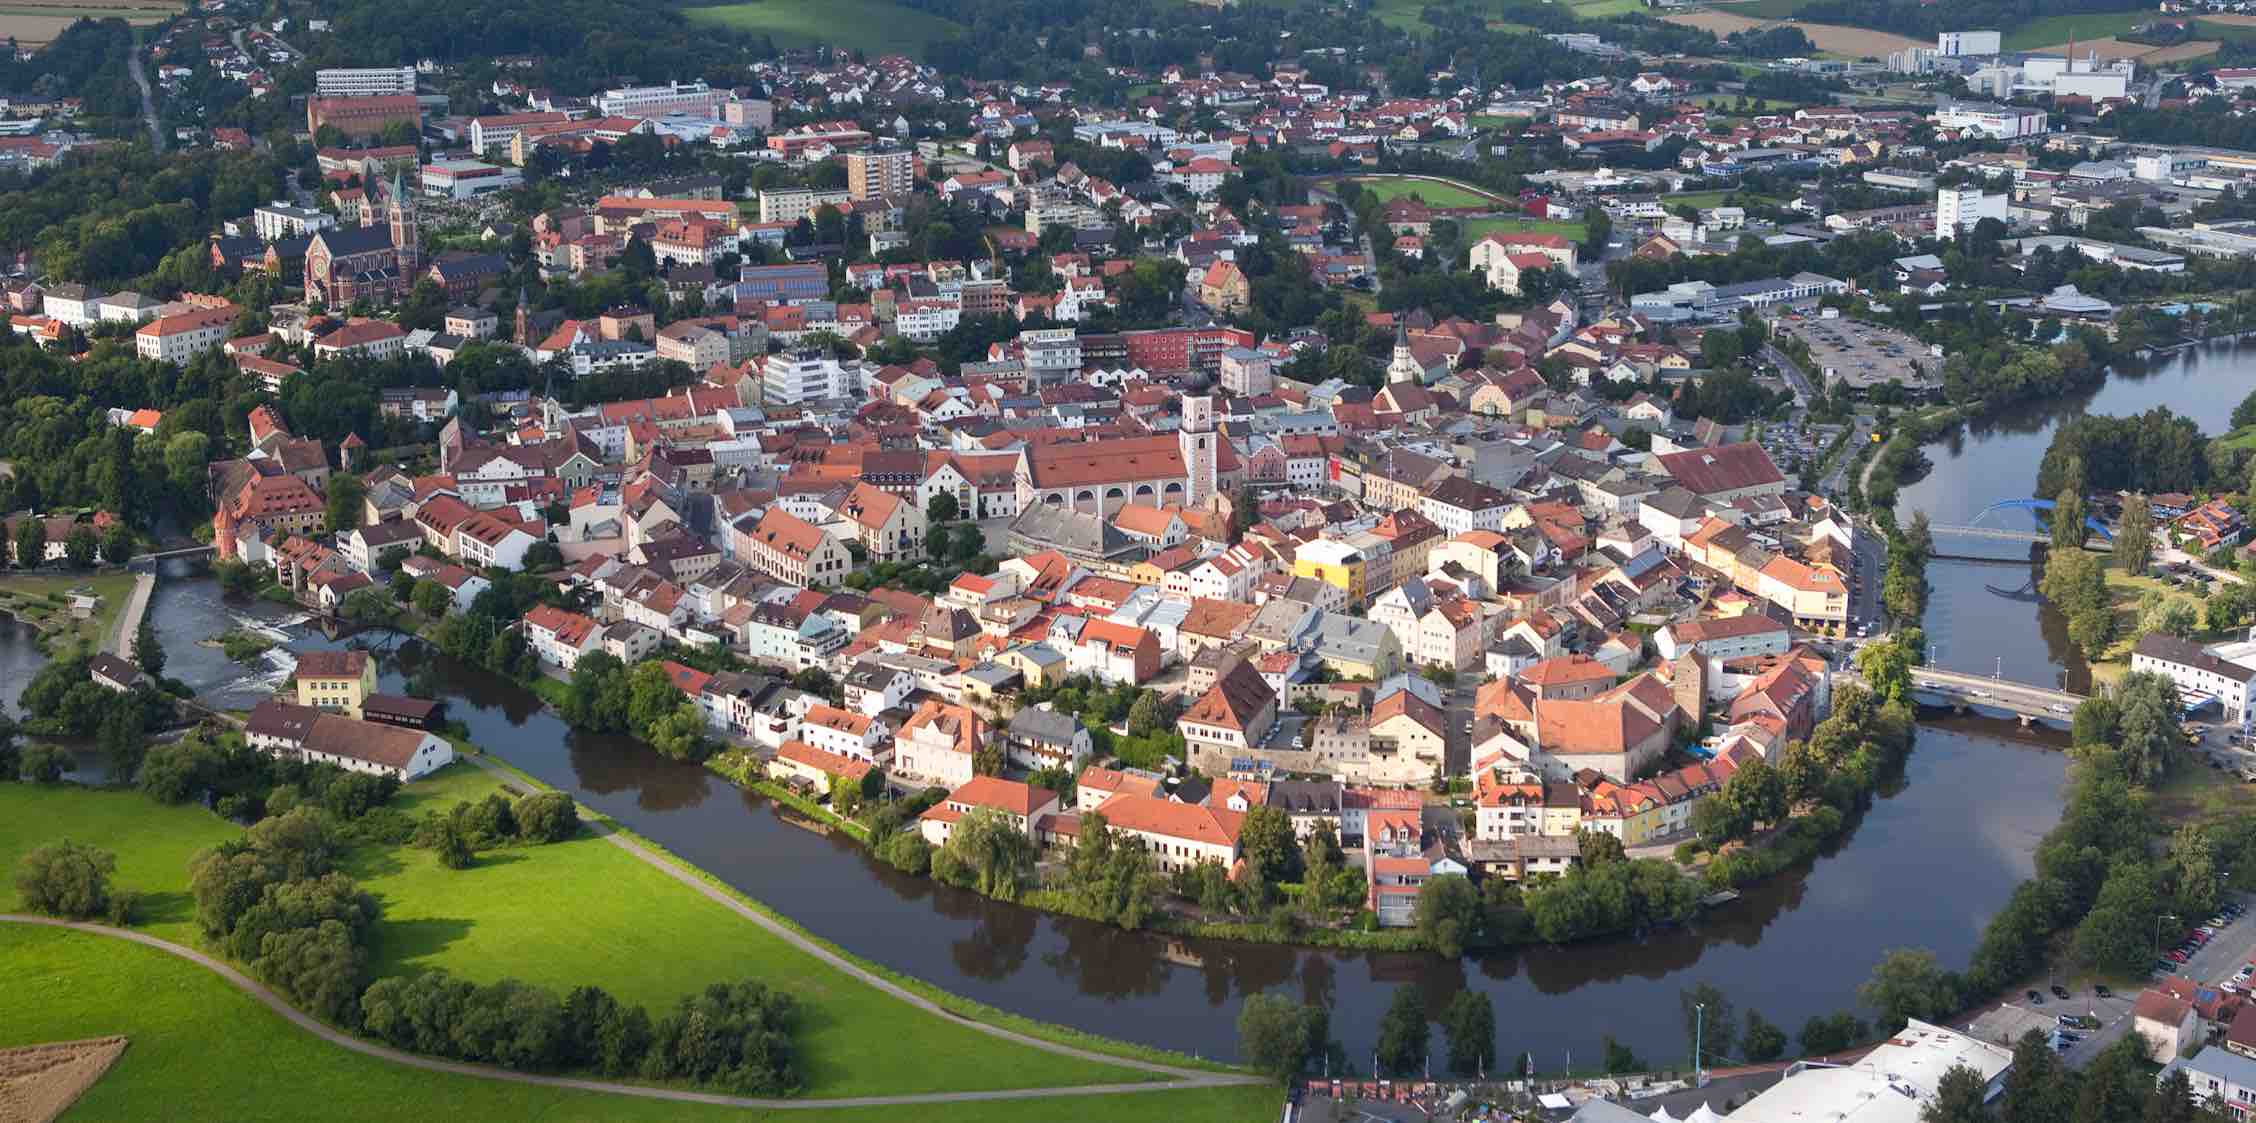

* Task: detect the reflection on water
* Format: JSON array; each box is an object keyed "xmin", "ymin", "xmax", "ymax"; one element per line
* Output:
[
  {"xmin": 1905, "ymin": 340, "xmax": 2256, "ymax": 688},
  {"xmin": 368, "ymin": 638, "xmax": 2067, "ymax": 1066},
  {"xmin": 125, "ymin": 319, "xmax": 2242, "ymax": 1071}
]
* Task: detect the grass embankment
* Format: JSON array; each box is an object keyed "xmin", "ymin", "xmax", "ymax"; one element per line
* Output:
[
  {"xmin": 0, "ymin": 571, "xmax": 136, "ymax": 656},
  {"xmin": 680, "ymin": 0, "xmax": 963, "ymax": 56},
  {"xmin": 461, "ymin": 751, "xmax": 1239, "ymax": 1078},
  {"xmin": 2, "ymin": 926, "xmax": 1280, "ymax": 1123},
  {"xmin": 0, "ymin": 780, "xmax": 1198, "ymax": 1100}
]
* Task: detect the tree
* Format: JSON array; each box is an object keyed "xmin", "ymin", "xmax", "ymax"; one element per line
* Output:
[
  {"xmin": 1999, "ymin": 1028, "xmax": 2073, "ymax": 1123},
  {"xmin": 100, "ymin": 522, "xmax": 133, "ymax": 564},
  {"xmin": 1577, "ymin": 829, "xmax": 1626, "ymax": 867},
  {"xmin": 1859, "ymin": 949, "xmax": 1956, "ymax": 1030},
  {"xmin": 2052, "ymin": 487, "xmax": 2087, "ymax": 550},
  {"xmin": 1602, "ymin": 1035, "xmax": 1642, "ymax": 1074},
  {"xmin": 514, "ymin": 792, "xmax": 579, "ymax": 843},
  {"xmin": 925, "ymin": 492, "xmax": 959, "ymax": 524},
  {"xmin": 1237, "ymin": 805, "xmax": 1302, "ymax": 886},
  {"xmin": 1413, "ymin": 873, "xmax": 1480, "ymax": 957},
  {"xmin": 1375, "ymin": 985, "xmax": 1429, "ymax": 1076},
  {"xmin": 412, "ymin": 579, "xmax": 453, "ymax": 619},
  {"xmin": 1126, "ymin": 691, "xmax": 1170, "ymax": 737},
  {"xmin": 13, "ymin": 839, "xmax": 114, "ymax": 919},
  {"xmin": 132, "ymin": 618, "xmax": 164, "ymax": 677},
  {"xmin": 13, "ymin": 515, "xmax": 44, "ymax": 568},
  {"xmin": 1921, "ymin": 1063, "xmax": 1994, "ymax": 1123},
  {"xmin": 1742, "ymin": 1009, "xmax": 1787, "ymax": 1062},
  {"xmin": 326, "ymin": 472, "xmax": 367, "ymax": 534},
  {"xmin": 1799, "ymin": 1011, "xmax": 1868, "ymax": 1055},
  {"xmin": 1681, "ymin": 983, "xmax": 1737, "ymax": 1065},
  {"xmin": 2115, "ymin": 493, "xmax": 2154, "ymax": 575},
  {"xmin": 63, "ymin": 525, "xmax": 97, "ymax": 568},
  {"xmin": 1442, "ymin": 991, "xmax": 1495, "ymax": 1076},
  {"xmin": 433, "ymin": 817, "xmax": 475, "ymax": 869},
  {"xmin": 19, "ymin": 743, "xmax": 70, "ymax": 782},
  {"xmin": 1237, "ymin": 993, "xmax": 1327, "ymax": 1085},
  {"xmin": 934, "ymin": 806, "xmax": 1037, "ymax": 900}
]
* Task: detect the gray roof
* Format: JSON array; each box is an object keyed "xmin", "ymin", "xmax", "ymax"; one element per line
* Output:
[
  {"xmin": 1008, "ymin": 703, "xmax": 1084, "ymax": 745},
  {"xmin": 1309, "ymin": 612, "xmax": 1390, "ymax": 664},
  {"xmin": 1006, "ymin": 503, "xmax": 1146, "ymax": 563}
]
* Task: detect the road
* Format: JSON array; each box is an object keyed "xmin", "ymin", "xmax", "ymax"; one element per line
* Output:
[
  {"xmin": 1909, "ymin": 666, "xmax": 2083, "ymax": 719},
  {"xmin": 1763, "ymin": 343, "xmax": 1814, "ymax": 409},
  {"xmin": 125, "ymin": 33, "xmax": 162, "ymax": 152},
  {"xmin": 2031, "ymin": 893, "xmax": 2252, "ymax": 1069}
]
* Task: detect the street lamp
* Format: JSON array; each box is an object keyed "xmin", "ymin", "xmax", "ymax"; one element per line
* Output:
[{"xmin": 2155, "ymin": 913, "xmax": 2182, "ymax": 965}]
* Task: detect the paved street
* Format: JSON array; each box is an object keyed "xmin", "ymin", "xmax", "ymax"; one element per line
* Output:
[{"xmin": 1973, "ymin": 893, "xmax": 2254, "ymax": 1069}]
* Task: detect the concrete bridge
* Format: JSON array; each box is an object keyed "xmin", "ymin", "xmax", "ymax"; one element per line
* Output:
[{"xmin": 1911, "ymin": 666, "xmax": 2085, "ymax": 725}]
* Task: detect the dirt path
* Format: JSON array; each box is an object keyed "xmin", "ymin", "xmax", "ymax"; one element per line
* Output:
[
  {"xmin": 1, "ymin": 910, "xmax": 1256, "ymax": 1108},
  {"xmin": 108, "ymin": 571, "xmax": 152, "ymax": 657}
]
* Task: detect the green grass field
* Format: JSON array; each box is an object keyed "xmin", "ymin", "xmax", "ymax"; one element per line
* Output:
[
  {"xmin": 1461, "ymin": 216, "xmax": 1590, "ymax": 244},
  {"xmin": 0, "ymin": 570, "xmax": 137, "ymax": 658},
  {"xmin": 0, "ymin": 780, "xmax": 1167, "ymax": 1100},
  {"xmin": 2001, "ymin": 10, "xmax": 2152, "ymax": 50},
  {"xmin": 1716, "ymin": 0, "xmax": 1822, "ymax": 16},
  {"xmin": 2, "ymin": 925, "xmax": 1281, "ymax": 1123},
  {"xmin": 1347, "ymin": 175, "xmax": 1502, "ymax": 208},
  {"xmin": 681, "ymin": 0, "xmax": 963, "ymax": 56},
  {"xmin": 1670, "ymin": 189, "xmax": 1772, "ymax": 210},
  {"xmin": 0, "ymin": 783, "xmax": 240, "ymax": 944},
  {"xmin": 1566, "ymin": 0, "xmax": 1646, "ymax": 16}
]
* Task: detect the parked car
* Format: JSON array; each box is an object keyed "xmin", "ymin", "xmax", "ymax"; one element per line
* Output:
[
  {"xmin": 2051, "ymin": 985, "xmax": 2071, "ymax": 1000},
  {"xmin": 2094, "ymin": 984, "xmax": 2113, "ymax": 998}
]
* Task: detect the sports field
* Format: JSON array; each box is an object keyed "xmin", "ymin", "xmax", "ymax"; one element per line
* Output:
[{"xmin": 1348, "ymin": 175, "xmax": 1504, "ymax": 208}]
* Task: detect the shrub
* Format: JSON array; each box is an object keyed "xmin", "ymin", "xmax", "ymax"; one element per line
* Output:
[{"xmin": 14, "ymin": 839, "xmax": 116, "ymax": 919}]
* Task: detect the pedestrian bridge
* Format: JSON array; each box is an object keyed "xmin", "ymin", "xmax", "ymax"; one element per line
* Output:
[{"xmin": 1930, "ymin": 498, "xmax": 2113, "ymax": 545}]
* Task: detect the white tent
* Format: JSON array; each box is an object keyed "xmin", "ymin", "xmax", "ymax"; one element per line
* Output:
[
  {"xmin": 1684, "ymin": 1104, "xmax": 1726, "ymax": 1123},
  {"xmin": 1647, "ymin": 1107, "xmax": 1679, "ymax": 1123}
]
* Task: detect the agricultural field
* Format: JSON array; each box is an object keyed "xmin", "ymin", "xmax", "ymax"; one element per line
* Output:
[
  {"xmin": 1346, "ymin": 175, "xmax": 1504, "ymax": 207},
  {"xmin": 0, "ymin": 1, "xmax": 175, "ymax": 47},
  {"xmin": 0, "ymin": 781, "xmax": 1182, "ymax": 1101},
  {"xmin": 1661, "ymin": 9, "xmax": 1924, "ymax": 57},
  {"xmin": 681, "ymin": 0, "xmax": 962, "ymax": 56},
  {"xmin": 2001, "ymin": 9, "xmax": 2153, "ymax": 51},
  {"xmin": 2, "ymin": 926, "xmax": 1280, "ymax": 1123}
]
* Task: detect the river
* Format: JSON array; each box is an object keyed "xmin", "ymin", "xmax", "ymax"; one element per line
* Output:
[
  {"xmin": 88, "ymin": 567, "xmax": 2060, "ymax": 1071},
  {"xmin": 57, "ymin": 335, "xmax": 2253, "ymax": 1069},
  {"xmin": 1901, "ymin": 336, "xmax": 2256, "ymax": 691}
]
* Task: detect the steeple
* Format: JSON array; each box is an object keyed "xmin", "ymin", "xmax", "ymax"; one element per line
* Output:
[{"xmin": 388, "ymin": 169, "xmax": 418, "ymax": 280}]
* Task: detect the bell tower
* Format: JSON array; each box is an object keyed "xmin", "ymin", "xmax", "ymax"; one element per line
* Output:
[
  {"xmin": 1178, "ymin": 373, "xmax": 1217, "ymax": 510},
  {"xmin": 387, "ymin": 170, "xmax": 419, "ymax": 280}
]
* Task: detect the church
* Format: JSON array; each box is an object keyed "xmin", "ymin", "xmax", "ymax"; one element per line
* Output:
[
  {"xmin": 304, "ymin": 172, "xmax": 419, "ymax": 307},
  {"xmin": 1014, "ymin": 377, "xmax": 1223, "ymax": 516}
]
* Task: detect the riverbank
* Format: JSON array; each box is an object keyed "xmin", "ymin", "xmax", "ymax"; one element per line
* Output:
[{"xmin": 0, "ymin": 570, "xmax": 138, "ymax": 657}]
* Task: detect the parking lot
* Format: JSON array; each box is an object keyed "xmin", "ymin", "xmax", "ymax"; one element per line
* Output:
[
  {"xmin": 1770, "ymin": 314, "xmax": 1941, "ymax": 395},
  {"xmin": 1753, "ymin": 419, "xmax": 1845, "ymax": 481},
  {"xmin": 1967, "ymin": 894, "xmax": 2254, "ymax": 1069}
]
